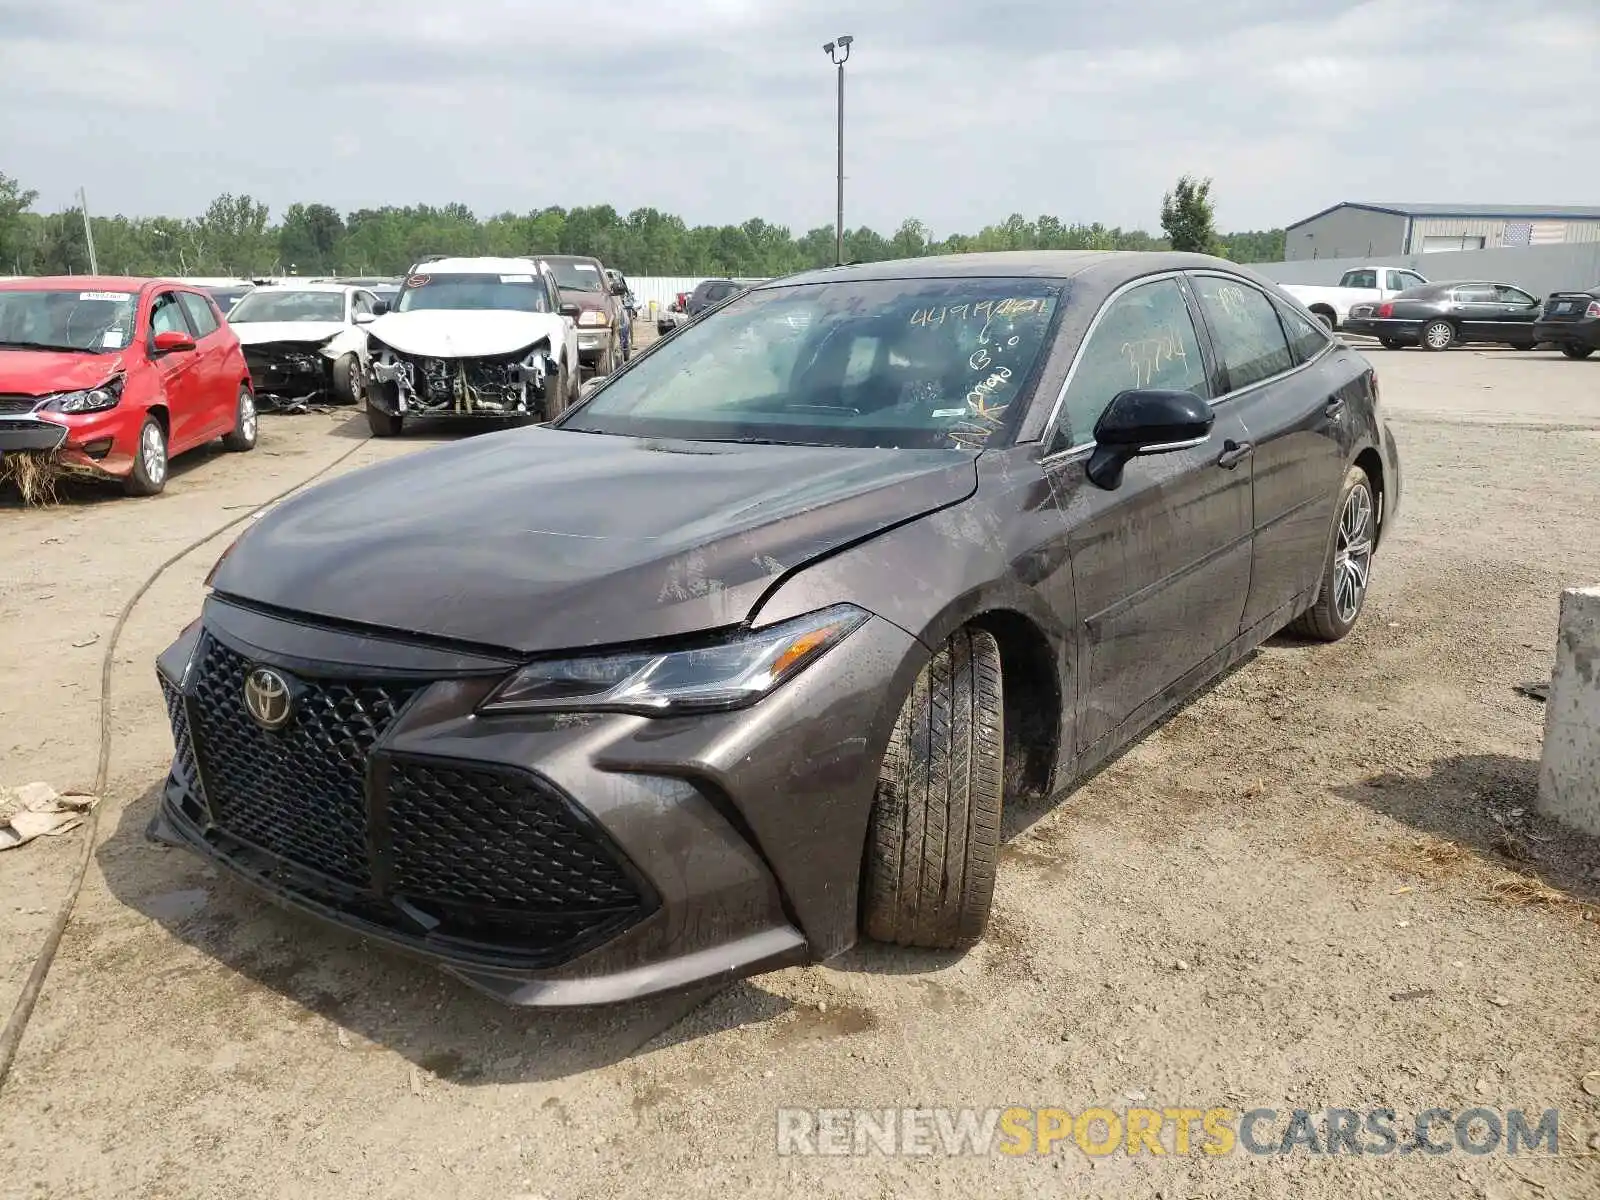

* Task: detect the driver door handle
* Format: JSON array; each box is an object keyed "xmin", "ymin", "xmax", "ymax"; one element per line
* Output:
[{"xmin": 1216, "ymin": 439, "xmax": 1254, "ymax": 470}]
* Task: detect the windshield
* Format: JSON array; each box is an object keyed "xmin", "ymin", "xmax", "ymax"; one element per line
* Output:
[
  {"xmin": 228, "ymin": 290, "xmax": 345, "ymax": 323},
  {"xmin": 0, "ymin": 288, "xmax": 139, "ymax": 353},
  {"xmin": 563, "ymin": 278, "xmax": 1062, "ymax": 450},
  {"xmin": 547, "ymin": 259, "xmax": 604, "ymax": 292},
  {"xmin": 396, "ymin": 273, "xmax": 552, "ymax": 313}
]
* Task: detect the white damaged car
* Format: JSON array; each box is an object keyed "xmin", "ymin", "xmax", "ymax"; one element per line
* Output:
[
  {"xmin": 357, "ymin": 257, "xmax": 582, "ymax": 437},
  {"xmin": 227, "ymin": 282, "xmax": 383, "ymax": 408}
]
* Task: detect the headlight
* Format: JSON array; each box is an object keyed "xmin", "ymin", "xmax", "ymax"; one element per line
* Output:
[
  {"xmin": 577, "ymin": 310, "xmax": 609, "ymax": 327},
  {"xmin": 478, "ymin": 604, "xmax": 869, "ymax": 716},
  {"xmin": 42, "ymin": 378, "xmax": 122, "ymax": 414}
]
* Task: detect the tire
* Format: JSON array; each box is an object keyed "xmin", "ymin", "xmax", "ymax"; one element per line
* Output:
[
  {"xmin": 365, "ymin": 404, "xmax": 403, "ymax": 437},
  {"xmin": 1312, "ymin": 311, "xmax": 1335, "ymax": 331},
  {"xmin": 1420, "ymin": 318, "xmax": 1456, "ymax": 351},
  {"xmin": 1562, "ymin": 344, "xmax": 1595, "ymax": 360},
  {"xmin": 1513, "ymin": 341, "xmax": 1537, "ymax": 352},
  {"xmin": 1290, "ymin": 465, "xmax": 1377, "ymax": 642},
  {"xmin": 862, "ymin": 626, "xmax": 1005, "ymax": 950},
  {"xmin": 542, "ymin": 360, "xmax": 570, "ymax": 421},
  {"xmin": 1379, "ymin": 337, "xmax": 1406, "ymax": 350},
  {"xmin": 124, "ymin": 416, "xmax": 169, "ymax": 497},
  {"xmin": 331, "ymin": 354, "xmax": 361, "ymax": 405},
  {"xmin": 221, "ymin": 386, "xmax": 257, "ymax": 452}
]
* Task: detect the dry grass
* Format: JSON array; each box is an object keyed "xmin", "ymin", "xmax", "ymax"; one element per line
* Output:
[
  {"xmin": 1388, "ymin": 835, "xmax": 1471, "ymax": 879},
  {"xmin": 0, "ymin": 450, "xmax": 63, "ymax": 506},
  {"xmin": 1483, "ymin": 874, "xmax": 1572, "ymax": 907}
]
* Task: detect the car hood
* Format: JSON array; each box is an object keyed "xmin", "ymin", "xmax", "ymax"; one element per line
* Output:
[
  {"xmin": 212, "ymin": 427, "xmax": 979, "ymax": 653},
  {"xmin": 559, "ymin": 287, "xmax": 608, "ymax": 312},
  {"xmin": 232, "ymin": 320, "xmax": 348, "ymax": 347},
  {"xmin": 0, "ymin": 349, "xmax": 128, "ymax": 397},
  {"xmin": 364, "ymin": 309, "xmax": 563, "ymax": 359}
]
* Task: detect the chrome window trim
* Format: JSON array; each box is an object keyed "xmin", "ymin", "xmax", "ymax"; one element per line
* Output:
[{"xmin": 1039, "ymin": 268, "xmax": 1333, "ymax": 466}]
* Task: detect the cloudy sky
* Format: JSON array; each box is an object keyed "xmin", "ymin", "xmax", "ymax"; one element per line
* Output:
[{"xmin": 2, "ymin": 0, "xmax": 1596, "ymax": 236}]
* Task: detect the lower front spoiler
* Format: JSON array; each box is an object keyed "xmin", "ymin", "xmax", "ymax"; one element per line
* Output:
[
  {"xmin": 147, "ymin": 785, "xmax": 809, "ymax": 1007},
  {"xmin": 0, "ymin": 417, "xmax": 69, "ymax": 453}
]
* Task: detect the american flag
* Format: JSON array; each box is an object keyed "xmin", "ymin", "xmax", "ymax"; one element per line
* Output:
[{"xmin": 1503, "ymin": 221, "xmax": 1533, "ymax": 247}]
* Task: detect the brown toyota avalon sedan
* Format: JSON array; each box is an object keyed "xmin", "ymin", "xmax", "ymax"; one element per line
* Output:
[{"xmin": 152, "ymin": 252, "xmax": 1401, "ymax": 1006}]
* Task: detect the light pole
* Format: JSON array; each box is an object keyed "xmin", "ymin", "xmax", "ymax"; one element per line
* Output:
[{"xmin": 823, "ymin": 35, "xmax": 853, "ymax": 266}]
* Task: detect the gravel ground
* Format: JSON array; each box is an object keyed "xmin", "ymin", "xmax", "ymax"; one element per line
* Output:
[{"xmin": 1, "ymin": 341, "xmax": 1598, "ymax": 1199}]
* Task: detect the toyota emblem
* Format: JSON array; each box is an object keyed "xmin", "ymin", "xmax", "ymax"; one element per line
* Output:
[{"xmin": 243, "ymin": 667, "xmax": 294, "ymax": 730}]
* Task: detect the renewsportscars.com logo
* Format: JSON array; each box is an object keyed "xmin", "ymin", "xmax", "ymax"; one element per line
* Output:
[{"xmin": 775, "ymin": 1106, "xmax": 1562, "ymax": 1158}]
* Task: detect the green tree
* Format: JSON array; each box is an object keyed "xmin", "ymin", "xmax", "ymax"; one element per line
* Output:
[
  {"xmin": 0, "ymin": 171, "xmax": 39, "ymax": 274},
  {"xmin": 1160, "ymin": 175, "xmax": 1219, "ymax": 254},
  {"xmin": 278, "ymin": 203, "xmax": 347, "ymax": 274}
]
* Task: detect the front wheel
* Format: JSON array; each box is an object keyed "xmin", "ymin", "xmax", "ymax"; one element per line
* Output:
[
  {"xmin": 365, "ymin": 405, "xmax": 403, "ymax": 437},
  {"xmin": 331, "ymin": 354, "xmax": 361, "ymax": 404},
  {"xmin": 1420, "ymin": 319, "xmax": 1456, "ymax": 351},
  {"xmin": 1562, "ymin": 343, "xmax": 1595, "ymax": 360},
  {"xmin": 861, "ymin": 626, "xmax": 1005, "ymax": 951},
  {"xmin": 1290, "ymin": 465, "xmax": 1376, "ymax": 642},
  {"xmin": 124, "ymin": 416, "xmax": 169, "ymax": 496},
  {"xmin": 1379, "ymin": 337, "xmax": 1406, "ymax": 350}
]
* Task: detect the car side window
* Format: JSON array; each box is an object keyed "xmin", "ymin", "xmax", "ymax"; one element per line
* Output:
[
  {"xmin": 1273, "ymin": 297, "xmax": 1333, "ymax": 365},
  {"xmin": 1345, "ymin": 270, "xmax": 1377, "ymax": 289},
  {"xmin": 1397, "ymin": 271, "xmax": 1427, "ymax": 290},
  {"xmin": 351, "ymin": 292, "xmax": 371, "ymax": 317},
  {"xmin": 1050, "ymin": 277, "xmax": 1208, "ymax": 451},
  {"xmin": 1192, "ymin": 276, "xmax": 1295, "ymax": 392},
  {"xmin": 177, "ymin": 292, "xmax": 219, "ymax": 336},
  {"xmin": 1494, "ymin": 285, "xmax": 1535, "ymax": 306},
  {"xmin": 150, "ymin": 292, "xmax": 189, "ymax": 338},
  {"xmin": 1454, "ymin": 284, "xmax": 1495, "ymax": 304}
]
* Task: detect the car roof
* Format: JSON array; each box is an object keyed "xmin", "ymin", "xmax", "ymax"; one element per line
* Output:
[
  {"xmin": 542, "ymin": 254, "xmax": 601, "ymax": 265},
  {"xmin": 0, "ymin": 275, "xmax": 158, "ymax": 292},
  {"xmin": 760, "ymin": 250, "xmax": 1258, "ymax": 291},
  {"xmin": 244, "ymin": 281, "xmax": 353, "ymax": 293},
  {"xmin": 409, "ymin": 256, "xmax": 548, "ymax": 275}
]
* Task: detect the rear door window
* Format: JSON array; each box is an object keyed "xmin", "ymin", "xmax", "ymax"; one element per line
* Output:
[
  {"xmin": 1272, "ymin": 297, "xmax": 1332, "ymax": 365},
  {"xmin": 1192, "ymin": 276, "xmax": 1295, "ymax": 391},
  {"xmin": 177, "ymin": 292, "xmax": 219, "ymax": 336},
  {"xmin": 1344, "ymin": 270, "xmax": 1378, "ymax": 289}
]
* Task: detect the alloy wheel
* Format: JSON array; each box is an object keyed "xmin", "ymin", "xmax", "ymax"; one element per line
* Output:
[
  {"xmin": 142, "ymin": 422, "xmax": 168, "ymax": 487},
  {"xmin": 1424, "ymin": 321, "xmax": 1454, "ymax": 350},
  {"xmin": 240, "ymin": 392, "xmax": 257, "ymax": 443},
  {"xmin": 1333, "ymin": 482, "xmax": 1374, "ymax": 624}
]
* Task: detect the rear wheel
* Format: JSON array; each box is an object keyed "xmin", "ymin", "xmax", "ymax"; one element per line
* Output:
[
  {"xmin": 1311, "ymin": 310, "xmax": 1336, "ymax": 330},
  {"xmin": 1290, "ymin": 465, "xmax": 1376, "ymax": 642},
  {"xmin": 365, "ymin": 404, "xmax": 403, "ymax": 437},
  {"xmin": 1379, "ymin": 337, "xmax": 1406, "ymax": 350},
  {"xmin": 1420, "ymin": 318, "xmax": 1456, "ymax": 351},
  {"xmin": 124, "ymin": 416, "xmax": 169, "ymax": 496},
  {"xmin": 221, "ymin": 387, "xmax": 257, "ymax": 452},
  {"xmin": 862, "ymin": 626, "xmax": 1004, "ymax": 950},
  {"xmin": 1562, "ymin": 343, "xmax": 1595, "ymax": 360}
]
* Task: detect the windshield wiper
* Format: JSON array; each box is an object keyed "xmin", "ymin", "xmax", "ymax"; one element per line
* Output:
[{"xmin": 0, "ymin": 339, "xmax": 89, "ymax": 353}]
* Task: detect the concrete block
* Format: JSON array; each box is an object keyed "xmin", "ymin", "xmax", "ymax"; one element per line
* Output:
[{"xmin": 1538, "ymin": 584, "xmax": 1600, "ymax": 837}]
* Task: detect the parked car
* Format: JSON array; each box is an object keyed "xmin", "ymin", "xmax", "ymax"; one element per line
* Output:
[
  {"xmin": 656, "ymin": 299, "xmax": 687, "ymax": 337},
  {"xmin": 151, "ymin": 250, "xmax": 1399, "ymax": 1004},
  {"xmin": 686, "ymin": 278, "xmax": 745, "ymax": 317},
  {"xmin": 205, "ymin": 284, "xmax": 254, "ymax": 316},
  {"xmin": 1343, "ymin": 280, "xmax": 1541, "ymax": 351},
  {"xmin": 0, "ymin": 278, "xmax": 255, "ymax": 496},
  {"xmin": 1532, "ymin": 284, "xmax": 1600, "ymax": 359},
  {"xmin": 358, "ymin": 256, "xmax": 580, "ymax": 436},
  {"xmin": 542, "ymin": 254, "xmax": 627, "ymax": 375},
  {"xmin": 1281, "ymin": 266, "xmax": 1430, "ymax": 329},
  {"xmin": 226, "ymin": 282, "xmax": 384, "ymax": 407}
]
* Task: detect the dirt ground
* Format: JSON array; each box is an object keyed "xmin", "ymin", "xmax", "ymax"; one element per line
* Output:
[{"xmin": 1, "ymin": 341, "xmax": 1598, "ymax": 1199}]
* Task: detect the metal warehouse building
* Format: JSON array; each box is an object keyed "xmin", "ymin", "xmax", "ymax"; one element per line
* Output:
[{"xmin": 1284, "ymin": 202, "xmax": 1600, "ymax": 262}]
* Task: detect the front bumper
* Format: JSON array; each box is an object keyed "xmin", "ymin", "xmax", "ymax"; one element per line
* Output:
[
  {"xmin": 577, "ymin": 328, "xmax": 610, "ymax": 363},
  {"xmin": 150, "ymin": 596, "xmax": 918, "ymax": 1005},
  {"xmin": 0, "ymin": 410, "xmax": 137, "ymax": 478},
  {"xmin": 242, "ymin": 343, "xmax": 333, "ymax": 403},
  {"xmin": 1533, "ymin": 318, "xmax": 1600, "ymax": 349}
]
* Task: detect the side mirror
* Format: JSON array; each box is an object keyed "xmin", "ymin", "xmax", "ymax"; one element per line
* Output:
[
  {"xmin": 371, "ymin": 299, "xmax": 390, "ymax": 315},
  {"xmin": 578, "ymin": 377, "xmax": 604, "ymax": 401},
  {"xmin": 353, "ymin": 311, "xmax": 376, "ymax": 325},
  {"xmin": 559, "ymin": 302, "xmax": 581, "ymax": 318},
  {"xmin": 1086, "ymin": 389, "xmax": 1214, "ymax": 491},
  {"xmin": 611, "ymin": 281, "xmax": 630, "ymax": 296},
  {"xmin": 151, "ymin": 330, "xmax": 196, "ymax": 354}
]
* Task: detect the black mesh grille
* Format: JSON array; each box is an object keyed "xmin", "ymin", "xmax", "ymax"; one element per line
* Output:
[
  {"xmin": 387, "ymin": 759, "xmax": 643, "ymax": 913},
  {"xmin": 0, "ymin": 395, "xmax": 39, "ymax": 414},
  {"xmin": 158, "ymin": 672, "xmax": 202, "ymax": 799},
  {"xmin": 187, "ymin": 635, "xmax": 421, "ymax": 888}
]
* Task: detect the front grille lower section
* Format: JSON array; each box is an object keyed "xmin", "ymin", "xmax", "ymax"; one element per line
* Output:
[
  {"xmin": 160, "ymin": 630, "xmax": 655, "ymax": 967},
  {"xmin": 0, "ymin": 395, "xmax": 40, "ymax": 414}
]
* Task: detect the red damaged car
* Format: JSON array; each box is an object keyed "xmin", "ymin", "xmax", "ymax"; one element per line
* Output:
[{"xmin": 0, "ymin": 277, "xmax": 257, "ymax": 496}]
